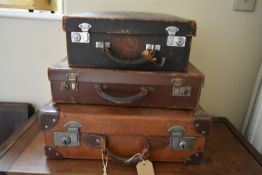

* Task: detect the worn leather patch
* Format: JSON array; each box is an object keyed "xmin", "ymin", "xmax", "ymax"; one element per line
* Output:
[{"xmin": 82, "ymin": 134, "xmax": 105, "ymax": 148}]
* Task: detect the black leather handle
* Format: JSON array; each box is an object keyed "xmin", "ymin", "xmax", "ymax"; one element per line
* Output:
[
  {"xmin": 95, "ymin": 84, "xmax": 152, "ymax": 104},
  {"xmin": 102, "ymin": 46, "xmax": 166, "ymax": 67}
]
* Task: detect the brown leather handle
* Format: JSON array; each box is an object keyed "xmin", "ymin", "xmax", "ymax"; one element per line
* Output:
[
  {"xmin": 102, "ymin": 46, "xmax": 166, "ymax": 67},
  {"xmin": 103, "ymin": 139, "xmax": 150, "ymax": 166},
  {"xmin": 95, "ymin": 84, "xmax": 152, "ymax": 104},
  {"xmin": 83, "ymin": 134, "xmax": 150, "ymax": 166}
]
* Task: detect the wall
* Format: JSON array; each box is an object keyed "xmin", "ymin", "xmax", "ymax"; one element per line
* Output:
[
  {"xmin": 0, "ymin": 17, "xmax": 65, "ymax": 109},
  {"xmin": 0, "ymin": 0, "xmax": 262, "ymax": 129}
]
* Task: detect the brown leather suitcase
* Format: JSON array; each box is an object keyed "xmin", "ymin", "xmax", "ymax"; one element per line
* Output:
[
  {"xmin": 48, "ymin": 59, "xmax": 204, "ymax": 110},
  {"xmin": 0, "ymin": 102, "xmax": 35, "ymax": 144},
  {"xmin": 63, "ymin": 12, "xmax": 196, "ymax": 71},
  {"xmin": 39, "ymin": 102, "xmax": 210, "ymax": 165}
]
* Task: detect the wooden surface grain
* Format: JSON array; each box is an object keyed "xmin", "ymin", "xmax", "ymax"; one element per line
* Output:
[{"xmin": 0, "ymin": 117, "xmax": 261, "ymax": 175}]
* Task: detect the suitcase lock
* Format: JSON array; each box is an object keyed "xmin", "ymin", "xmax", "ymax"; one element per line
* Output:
[
  {"xmin": 166, "ymin": 26, "xmax": 186, "ymax": 47},
  {"xmin": 60, "ymin": 73, "xmax": 78, "ymax": 91},
  {"xmin": 53, "ymin": 121, "xmax": 82, "ymax": 147},
  {"xmin": 168, "ymin": 126, "xmax": 196, "ymax": 150},
  {"xmin": 71, "ymin": 23, "xmax": 92, "ymax": 43}
]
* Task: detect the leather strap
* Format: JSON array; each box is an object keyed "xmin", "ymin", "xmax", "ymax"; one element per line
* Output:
[{"xmin": 102, "ymin": 46, "xmax": 166, "ymax": 67}]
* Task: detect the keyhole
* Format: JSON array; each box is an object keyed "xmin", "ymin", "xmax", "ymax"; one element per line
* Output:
[
  {"xmin": 62, "ymin": 83, "xmax": 70, "ymax": 90},
  {"xmin": 73, "ymin": 33, "xmax": 81, "ymax": 42},
  {"xmin": 60, "ymin": 136, "xmax": 71, "ymax": 145},
  {"xmin": 179, "ymin": 141, "xmax": 187, "ymax": 149},
  {"xmin": 176, "ymin": 38, "xmax": 184, "ymax": 46}
]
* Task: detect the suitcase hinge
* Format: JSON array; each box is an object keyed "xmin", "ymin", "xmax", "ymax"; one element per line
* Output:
[
  {"xmin": 60, "ymin": 73, "xmax": 78, "ymax": 91},
  {"xmin": 71, "ymin": 23, "xmax": 92, "ymax": 43},
  {"xmin": 168, "ymin": 126, "xmax": 196, "ymax": 150},
  {"xmin": 171, "ymin": 78, "xmax": 191, "ymax": 96},
  {"xmin": 166, "ymin": 26, "xmax": 186, "ymax": 47},
  {"xmin": 53, "ymin": 121, "xmax": 82, "ymax": 147}
]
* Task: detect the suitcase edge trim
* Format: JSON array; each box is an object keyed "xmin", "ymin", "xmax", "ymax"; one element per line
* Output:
[{"xmin": 38, "ymin": 103, "xmax": 59, "ymax": 130}]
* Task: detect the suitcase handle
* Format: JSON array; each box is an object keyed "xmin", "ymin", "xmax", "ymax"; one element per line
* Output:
[
  {"xmin": 102, "ymin": 47, "xmax": 166, "ymax": 67},
  {"xmin": 95, "ymin": 84, "xmax": 153, "ymax": 104},
  {"xmin": 104, "ymin": 142, "xmax": 150, "ymax": 166},
  {"xmin": 83, "ymin": 134, "xmax": 150, "ymax": 166}
]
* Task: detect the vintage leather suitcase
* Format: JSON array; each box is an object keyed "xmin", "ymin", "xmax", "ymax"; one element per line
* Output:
[
  {"xmin": 39, "ymin": 102, "xmax": 210, "ymax": 165},
  {"xmin": 63, "ymin": 12, "xmax": 196, "ymax": 71},
  {"xmin": 48, "ymin": 59, "xmax": 204, "ymax": 110}
]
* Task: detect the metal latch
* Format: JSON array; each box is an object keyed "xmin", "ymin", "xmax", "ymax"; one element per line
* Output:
[
  {"xmin": 168, "ymin": 126, "xmax": 196, "ymax": 150},
  {"xmin": 171, "ymin": 78, "xmax": 191, "ymax": 96},
  {"xmin": 60, "ymin": 73, "xmax": 78, "ymax": 91},
  {"xmin": 71, "ymin": 23, "xmax": 92, "ymax": 43},
  {"xmin": 145, "ymin": 44, "xmax": 161, "ymax": 51},
  {"xmin": 53, "ymin": 121, "xmax": 82, "ymax": 147},
  {"xmin": 166, "ymin": 26, "xmax": 186, "ymax": 47},
  {"xmin": 96, "ymin": 42, "xmax": 111, "ymax": 49}
]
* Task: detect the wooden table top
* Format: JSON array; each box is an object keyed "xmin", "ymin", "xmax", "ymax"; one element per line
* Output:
[{"xmin": 0, "ymin": 116, "xmax": 261, "ymax": 175}]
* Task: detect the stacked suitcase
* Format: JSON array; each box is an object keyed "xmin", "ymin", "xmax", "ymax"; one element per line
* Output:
[{"xmin": 39, "ymin": 12, "xmax": 211, "ymax": 167}]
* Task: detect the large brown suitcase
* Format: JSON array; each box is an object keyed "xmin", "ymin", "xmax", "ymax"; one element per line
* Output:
[
  {"xmin": 48, "ymin": 59, "xmax": 204, "ymax": 110},
  {"xmin": 39, "ymin": 102, "xmax": 210, "ymax": 165},
  {"xmin": 63, "ymin": 12, "xmax": 196, "ymax": 71}
]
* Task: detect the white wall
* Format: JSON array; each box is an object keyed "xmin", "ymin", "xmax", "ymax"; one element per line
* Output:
[
  {"xmin": 0, "ymin": 17, "xmax": 65, "ymax": 109},
  {"xmin": 0, "ymin": 0, "xmax": 262, "ymax": 129}
]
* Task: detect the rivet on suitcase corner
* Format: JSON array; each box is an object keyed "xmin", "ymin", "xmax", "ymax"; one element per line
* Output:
[
  {"xmin": 194, "ymin": 114, "xmax": 211, "ymax": 135},
  {"xmin": 44, "ymin": 146, "xmax": 63, "ymax": 159},
  {"xmin": 71, "ymin": 23, "xmax": 92, "ymax": 43},
  {"xmin": 185, "ymin": 152, "xmax": 203, "ymax": 164},
  {"xmin": 166, "ymin": 26, "xmax": 186, "ymax": 47}
]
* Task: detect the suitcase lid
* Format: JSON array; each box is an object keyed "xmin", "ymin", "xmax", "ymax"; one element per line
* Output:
[
  {"xmin": 48, "ymin": 59, "xmax": 204, "ymax": 87},
  {"xmin": 63, "ymin": 11, "xmax": 196, "ymax": 36}
]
